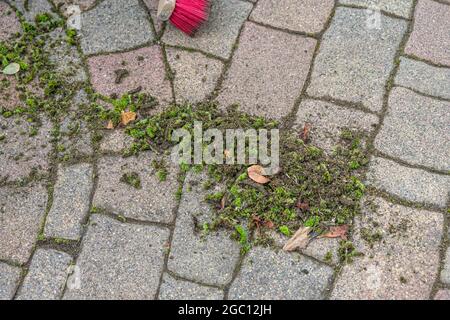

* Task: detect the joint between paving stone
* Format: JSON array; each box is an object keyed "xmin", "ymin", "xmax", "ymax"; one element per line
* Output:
[{"xmin": 337, "ymin": 3, "xmax": 412, "ymax": 21}]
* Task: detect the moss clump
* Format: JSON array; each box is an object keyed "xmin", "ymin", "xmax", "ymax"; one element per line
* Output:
[{"xmin": 120, "ymin": 172, "xmax": 141, "ymax": 189}]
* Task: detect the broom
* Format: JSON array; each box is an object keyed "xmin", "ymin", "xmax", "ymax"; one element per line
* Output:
[{"xmin": 157, "ymin": 0, "xmax": 209, "ymax": 36}]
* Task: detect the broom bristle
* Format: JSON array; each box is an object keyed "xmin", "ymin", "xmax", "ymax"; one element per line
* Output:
[{"xmin": 169, "ymin": 0, "xmax": 209, "ymax": 36}]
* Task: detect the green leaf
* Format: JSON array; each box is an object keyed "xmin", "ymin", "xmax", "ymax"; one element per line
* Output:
[{"xmin": 2, "ymin": 62, "xmax": 20, "ymax": 75}]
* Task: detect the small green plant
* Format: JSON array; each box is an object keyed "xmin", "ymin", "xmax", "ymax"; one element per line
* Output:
[
  {"xmin": 234, "ymin": 225, "xmax": 250, "ymax": 254},
  {"xmin": 120, "ymin": 172, "xmax": 141, "ymax": 189}
]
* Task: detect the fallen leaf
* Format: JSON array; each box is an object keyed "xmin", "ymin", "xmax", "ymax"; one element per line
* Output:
[
  {"xmin": 2, "ymin": 63, "xmax": 20, "ymax": 75},
  {"xmin": 283, "ymin": 226, "xmax": 312, "ymax": 252},
  {"xmin": 296, "ymin": 200, "xmax": 310, "ymax": 211},
  {"xmin": 121, "ymin": 111, "xmax": 136, "ymax": 126},
  {"xmin": 220, "ymin": 195, "xmax": 226, "ymax": 210},
  {"xmin": 247, "ymin": 165, "xmax": 270, "ymax": 184},
  {"xmin": 321, "ymin": 225, "xmax": 349, "ymax": 240},
  {"xmin": 300, "ymin": 123, "xmax": 311, "ymax": 143},
  {"xmin": 224, "ymin": 149, "xmax": 232, "ymax": 159},
  {"xmin": 264, "ymin": 220, "xmax": 275, "ymax": 229},
  {"xmin": 106, "ymin": 120, "xmax": 114, "ymax": 130}
]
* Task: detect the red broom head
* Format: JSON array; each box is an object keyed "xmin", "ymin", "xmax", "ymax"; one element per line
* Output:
[{"xmin": 169, "ymin": 0, "xmax": 209, "ymax": 36}]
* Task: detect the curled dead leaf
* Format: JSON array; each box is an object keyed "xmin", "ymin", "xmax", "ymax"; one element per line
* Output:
[
  {"xmin": 283, "ymin": 226, "xmax": 312, "ymax": 252},
  {"xmin": 247, "ymin": 165, "xmax": 270, "ymax": 184},
  {"xmin": 121, "ymin": 111, "xmax": 136, "ymax": 126},
  {"xmin": 106, "ymin": 120, "xmax": 114, "ymax": 130},
  {"xmin": 300, "ymin": 123, "xmax": 311, "ymax": 143},
  {"xmin": 321, "ymin": 225, "xmax": 349, "ymax": 240}
]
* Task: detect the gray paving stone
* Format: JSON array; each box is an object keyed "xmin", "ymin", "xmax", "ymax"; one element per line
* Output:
[
  {"xmin": 294, "ymin": 99, "xmax": 379, "ymax": 152},
  {"xmin": 405, "ymin": 0, "xmax": 450, "ymax": 67},
  {"xmin": 434, "ymin": 289, "xmax": 450, "ymax": 300},
  {"xmin": 168, "ymin": 172, "xmax": 240, "ymax": 286},
  {"xmin": 142, "ymin": 0, "xmax": 164, "ymax": 35},
  {"xmin": 44, "ymin": 163, "xmax": 94, "ymax": 240},
  {"xmin": 0, "ymin": 1, "xmax": 21, "ymax": 41},
  {"xmin": 80, "ymin": 0, "xmax": 154, "ymax": 55},
  {"xmin": 0, "ymin": 263, "xmax": 21, "ymax": 300},
  {"xmin": 64, "ymin": 214, "xmax": 169, "ymax": 300},
  {"xmin": 367, "ymin": 157, "xmax": 450, "ymax": 208},
  {"xmin": 217, "ymin": 22, "xmax": 316, "ymax": 119},
  {"xmin": 250, "ymin": 0, "xmax": 334, "ymax": 34},
  {"xmin": 441, "ymin": 248, "xmax": 450, "ymax": 285},
  {"xmin": 339, "ymin": 0, "xmax": 414, "ymax": 18},
  {"xmin": 162, "ymin": 0, "xmax": 253, "ymax": 59},
  {"xmin": 375, "ymin": 87, "xmax": 450, "ymax": 171},
  {"xmin": 229, "ymin": 247, "xmax": 334, "ymax": 300},
  {"xmin": 53, "ymin": 0, "xmax": 97, "ymax": 17},
  {"xmin": 159, "ymin": 273, "xmax": 224, "ymax": 300},
  {"xmin": 307, "ymin": 7, "xmax": 407, "ymax": 112},
  {"xmin": 8, "ymin": 0, "xmax": 53, "ymax": 22},
  {"xmin": 331, "ymin": 197, "xmax": 443, "ymax": 300},
  {"xmin": 166, "ymin": 48, "xmax": 224, "ymax": 104},
  {"xmin": 93, "ymin": 154, "xmax": 178, "ymax": 223},
  {"xmin": 0, "ymin": 116, "xmax": 52, "ymax": 182},
  {"xmin": 0, "ymin": 184, "xmax": 48, "ymax": 264},
  {"xmin": 395, "ymin": 57, "xmax": 450, "ymax": 100},
  {"xmin": 59, "ymin": 117, "xmax": 93, "ymax": 159},
  {"xmin": 100, "ymin": 129, "xmax": 134, "ymax": 153},
  {"xmin": 16, "ymin": 249, "xmax": 72, "ymax": 300}
]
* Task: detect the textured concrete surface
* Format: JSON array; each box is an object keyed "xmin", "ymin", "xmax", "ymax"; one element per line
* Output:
[
  {"xmin": 441, "ymin": 248, "xmax": 450, "ymax": 285},
  {"xmin": 375, "ymin": 87, "xmax": 450, "ymax": 171},
  {"xmin": 331, "ymin": 197, "xmax": 443, "ymax": 300},
  {"xmin": 8, "ymin": 0, "xmax": 53, "ymax": 22},
  {"xmin": 405, "ymin": 0, "xmax": 450, "ymax": 66},
  {"xmin": 367, "ymin": 157, "xmax": 450, "ymax": 208},
  {"xmin": 434, "ymin": 290, "xmax": 450, "ymax": 300},
  {"xmin": 64, "ymin": 214, "xmax": 169, "ymax": 300},
  {"xmin": 0, "ymin": 1, "xmax": 21, "ymax": 41},
  {"xmin": 100, "ymin": 129, "xmax": 134, "ymax": 153},
  {"xmin": 162, "ymin": 0, "xmax": 253, "ymax": 59},
  {"xmin": 339, "ymin": 0, "xmax": 414, "ymax": 19},
  {"xmin": 87, "ymin": 46, "xmax": 172, "ymax": 105},
  {"xmin": 307, "ymin": 7, "xmax": 407, "ymax": 112},
  {"xmin": 166, "ymin": 48, "xmax": 223, "ymax": 103},
  {"xmin": 229, "ymin": 247, "xmax": 334, "ymax": 300},
  {"xmin": 159, "ymin": 273, "xmax": 224, "ymax": 300},
  {"xmin": 294, "ymin": 99, "xmax": 379, "ymax": 151},
  {"xmin": 0, "ymin": 263, "xmax": 21, "ymax": 300},
  {"xmin": 80, "ymin": 0, "xmax": 153, "ymax": 55},
  {"xmin": 93, "ymin": 155, "xmax": 178, "ymax": 223},
  {"xmin": 0, "ymin": 184, "xmax": 48, "ymax": 264},
  {"xmin": 250, "ymin": 0, "xmax": 334, "ymax": 34},
  {"xmin": 44, "ymin": 164, "xmax": 94, "ymax": 240},
  {"xmin": 168, "ymin": 172, "xmax": 241, "ymax": 286},
  {"xmin": 217, "ymin": 22, "xmax": 316, "ymax": 119},
  {"xmin": 395, "ymin": 57, "xmax": 450, "ymax": 99},
  {"xmin": 16, "ymin": 249, "xmax": 72, "ymax": 300}
]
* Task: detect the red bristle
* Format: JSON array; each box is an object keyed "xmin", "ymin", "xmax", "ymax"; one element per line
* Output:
[{"xmin": 169, "ymin": 0, "xmax": 209, "ymax": 36}]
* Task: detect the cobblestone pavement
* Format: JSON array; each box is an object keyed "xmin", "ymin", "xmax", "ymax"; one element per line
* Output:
[{"xmin": 0, "ymin": 0, "xmax": 449, "ymax": 300}]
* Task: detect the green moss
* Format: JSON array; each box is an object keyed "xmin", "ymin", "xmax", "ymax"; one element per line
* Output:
[{"xmin": 120, "ymin": 172, "xmax": 141, "ymax": 189}]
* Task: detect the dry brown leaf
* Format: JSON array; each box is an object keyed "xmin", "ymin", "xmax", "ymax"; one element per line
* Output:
[
  {"xmin": 220, "ymin": 196, "xmax": 226, "ymax": 210},
  {"xmin": 264, "ymin": 220, "xmax": 275, "ymax": 229},
  {"xmin": 283, "ymin": 226, "xmax": 312, "ymax": 252},
  {"xmin": 300, "ymin": 123, "xmax": 311, "ymax": 143},
  {"xmin": 296, "ymin": 200, "xmax": 310, "ymax": 211},
  {"xmin": 321, "ymin": 225, "xmax": 349, "ymax": 240},
  {"xmin": 121, "ymin": 111, "xmax": 136, "ymax": 126},
  {"xmin": 247, "ymin": 165, "xmax": 270, "ymax": 184},
  {"xmin": 106, "ymin": 120, "xmax": 114, "ymax": 130}
]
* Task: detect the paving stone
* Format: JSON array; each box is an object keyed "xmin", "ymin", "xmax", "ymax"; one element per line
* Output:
[
  {"xmin": 79, "ymin": 0, "xmax": 153, "ymax": 55},
  {"xmin": 339, "ymin": 0, "xmax": 414, "ymax": 19},
  {"xmin": 367, "ymin": 157, "xmax": 450, "ymax": 208},
  {"xmin": 294, "ymin": 99, "xmax": 379, "ymax": 152},
  {"xmin": 405, "ymin": 0, "xmax": 450, "ymax": 67},
  {"xmin": 0, "ymin": 184, "xmax": 48, "ymax": 264},
  {"xmin": 44, "ymin": 163, "xmax": 94, "ymax": 240},
  {"xmin": 0, "ymin": 263, "xmax": 21, "ymax": 300},
  {"xmin": 375, "ymin": 87, "xmax": 450, "ymax": 171},
  {"xmin": 441, "ymin": 248, "xmax": 450, "ymax": 285},
  {"xmin": 87, "ymin": 46, "xmax": 172, "ymax": 105},
  {"xmin": 53, "ymin": 0, "xmax": 97, "ymax": 17},
  {"xmin": 64, "ymin": 214, "xmax": 169, "ymax": 300},
  {"xmin": 0, "ymin": 116, "xmax": 52, "ymax": 182},
  {"xmin": 250, "ymin": 0, "xmax": 334, "ymax": 34},
  {"xmin": 166, "ymin": 48, "xmax": 223, "ymax": 103},
  {"xmin": 168, "ymin": 172, "xmax": 240, "ymax": 286},
  {"xmin": 217, "ymin": 22, "xmax": 316, "ymax": 119},
  {"xmin": 395, "ymin": 57, "xmax": 450, "ymax": 100},
  {"xmin": 229, "ymin": 247, "xmax": 334, "ymax": 300},
  {"xmin": 9, "ymin": 0, "xmax": 53, "ymax": 22},
  {"xmin": 100, "ymin": 129, "xmax": 134, "ymax": 153},
  {"xmin": 159, "ymin": 273, "xmax": 224, "ymax": 300},
  {"xmin": 331, "ymin": 197, "xmax": 443, "ymax": 300},
  {"xmin": 45, "ymin": 28, "xmax": 87, "ymax": 85},
  {"xmin": 0, "ymin": 1, "xmax": 21, "ymax": 41},
  {"xmin": 434, "ymin": 290, "xmax": 450, "ymax": 300},
  {"xmin": 307, "ymin": 7, "xmax": 407, "ymax": 113},
  {"xmin": 16, "ymin": 249, "xmax": 72, "ymax": 300},
  {"xmin": 58, "ymin": 117, "xmax": 93, "ymax": 159},
  {"xmin": 162, "ymin": 0, "xmax": 253, "ymax": 59},
  {"xmin": 93, "ymin": 154, "xmax": 178, "ymax": 223},
  {"xmin": 142, "ymin": 0, "xmax": 164, "ymax": 35}
]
